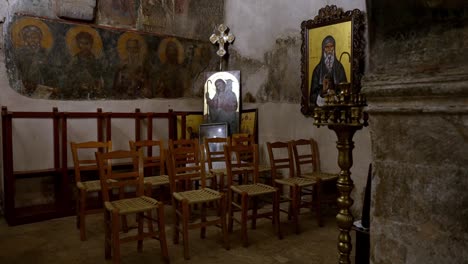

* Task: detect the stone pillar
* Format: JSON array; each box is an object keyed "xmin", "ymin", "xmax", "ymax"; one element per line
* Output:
[{"xmin": 363, "ymin": 1, "xmax": 468, "ymax": 263}]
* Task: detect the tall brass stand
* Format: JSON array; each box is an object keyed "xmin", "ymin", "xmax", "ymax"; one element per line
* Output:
[{"xmin": 313, "ymin": 84, "xmax": 368, "ymax": 264}]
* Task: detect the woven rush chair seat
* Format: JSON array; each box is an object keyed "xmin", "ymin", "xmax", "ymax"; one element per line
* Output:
[
  {"xmin": 210, "ymin": 168, "xmax": 227, "ymax": 175},
  {"xmin": 77, "ymin": 180, "xmax": 102, "ymax": 192},
  {"xmin": 77, "ymin": 179, "xmax": 118, "ymax": 191},
  {"xmin": 231, "ymin": 183, "xmax": 277, "ymax": 196},
  {"xmin": 301, "ymin": 171, "xmax": 338, "ymax": 182},
  {"xmin": 275, "ymin": 177, "xmax": 317, "ymax": 187},
  {"xmin": 191, "ymin": 173, "xmax": 215, "ymax": 180},
  {"xmin": 173, "ymin": 188, "xmax": 222, "ymax": 204},
  {"xmin": 258, "ymin": 165, "xmax": 271, "ymax": 173},
  {"xmin": 144, "ymin": 175, "xmax": 170, "ymax": 186},
  {"xmin": 105, "ymin": 196, "xmax": 161, "ymax": 215}
]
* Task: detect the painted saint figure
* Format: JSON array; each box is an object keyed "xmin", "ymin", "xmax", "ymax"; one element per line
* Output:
[
  {"xmin": 309, "ymin": 35, "xmax": 347, "ymax": 106},
  {"xmin": 206, "ymin": 79, "xmax": 238, "ymax": 133},
  {"xmin": 153, "ymin": 38, "xmax": 189, "ymax": 98},
  {"xmin": 15, "ymin": 25, "xmax": 50, "ymax": 95},
  {"xmin": 64, "ymin": 31, "xmax": 103, "ymax": 99},
  {"xmin": 113, "ymin": 34, "xmax": 150, "ymax": 98}
]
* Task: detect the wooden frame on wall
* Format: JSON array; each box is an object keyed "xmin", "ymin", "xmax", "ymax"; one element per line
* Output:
[
  {"xmin": 300, "ymin": 5, "xmax": 365, "ymax": 116},
  {"xmin": 240, "ymin": 108, "xmax": 258, "ymax": 143}
]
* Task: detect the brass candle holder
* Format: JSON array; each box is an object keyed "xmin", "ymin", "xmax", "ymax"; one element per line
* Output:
[{"xmin": 313, "ymin": 83, "xmax": 368, "ymax": 264}]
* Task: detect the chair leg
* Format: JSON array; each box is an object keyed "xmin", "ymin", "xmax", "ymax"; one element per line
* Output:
[
  {"xmin": 251, "ymin": 196, "xmax": 258, "ymax": 230},
  {"xmin": 137, "ymin": 212, "xmax": 143, "ymax": 252},
  {"xmin": 146, "ymin": 208, "xmax": 154, "ymax": 234},
  {"xmin": 76, "ymin": 192, "xmax": 80, "ymax": 229},
  {"xmin": 173, "ymin": 199, "xmax": 180, "ymax": 244},
  {"xmin": 241, "ymin": 193, "xmax": 249, "ymax": 247},
  {"xmin": 80, "ymin": 190, "xmax": 87, "ymax": 241},
  {"xmin": 274, "ymin": 190, "xmax": 283, "ymax": 240},
  {"xmin": 219, "ymin": 173, "xmax": 225, "ymax": 191},
  {"xmin": 288, "ymin": 186, "xmax": 293, "ymax": 220},
  {"xmin": 156, "ymin": 205, "xmax": 170, "ymax": 263},
  {"xmin": 119, "ymin": 187, "xmax": 129, "ymax": 233},
  {"xmin": 315, "ymin": 182, "xmax": 323, "ymax": 227},
  {"xmin": 228, "ymin": 190, "xmax": 234, "ymax": 233},
  {"xmin": 104, "ymin": 209, "xmax": 112, "ymax": 260},
  {"xmin": 292, "ymin": 185, "xmax": 300, "ymax": 234},
  {"xmin": 112, "ymin": 211, "xmax": 121, "ymax": 264},
  {"xmin": 220, "ymin": 195, "xmax": 230, "ymax": 250},
  {"xmin": 181, "ymin": 199, "xmax": 190, "ymax": 260},
  {"xmin": 200, "ymin": 202, "xmax": 207, "ymax": 239}
]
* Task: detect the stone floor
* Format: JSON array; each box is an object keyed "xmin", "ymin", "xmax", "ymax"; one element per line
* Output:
[{"xmin": 0, "ymin": 206, "xmax": 353, "ymax": 264}]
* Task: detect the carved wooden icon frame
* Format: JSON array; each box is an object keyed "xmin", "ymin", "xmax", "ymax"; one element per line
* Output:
[{"xmin": 300, "ymin": 5, "xmax": 365, "ymax": 116}]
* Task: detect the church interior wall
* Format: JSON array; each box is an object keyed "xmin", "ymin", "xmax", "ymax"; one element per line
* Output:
[
  {"xmin": 364, "ymin": 1, "xmax": 468, "ymax": 263},
  {"xmin": 0, "ymin": 0, "xmax": 371, "ymax": 228}
]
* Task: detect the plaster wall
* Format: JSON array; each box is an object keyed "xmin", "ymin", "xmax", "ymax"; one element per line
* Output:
[
  {"xmin": 226, "ymin": 0, "xmax": 371, "ymax": 217},
  {"xmin": 0, "ymin": 0, "xmax": 372, "ymax": 220}
]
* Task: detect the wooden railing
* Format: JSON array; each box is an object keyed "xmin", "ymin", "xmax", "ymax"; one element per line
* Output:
[{"xmin": 1, "ymin": 106, "xmax": 202, "ymax": 225}]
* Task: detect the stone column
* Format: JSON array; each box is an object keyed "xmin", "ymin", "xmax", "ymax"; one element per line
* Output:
[{"xmin": 363, "ymin": 1, "xmax": 468, "ymax": 263}]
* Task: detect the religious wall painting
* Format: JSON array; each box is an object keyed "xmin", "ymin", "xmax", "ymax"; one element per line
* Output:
[
  {"xmin": 7, "ymin": 15, "xmax": 216, "ymax": 100},
  {"xmin": 138, "ymin": 0, "xmax": 175, "ymax": 34},
  {"xmin": 113, "ymin": 32, "xmax": 151, "ymax": 98},
  {"xmin": 300, "ymin": 6, "xmax": 366, "ymax": 115},
  {"xmin": 10, "ymin": 17, "xmax": 55, "ymax": 96},
  {"xmin": 176, "ymin": 113, "xmax": 204, "ymax": 140},
  {"xmin": 153, "ymin": 37, "xmax": 190, "ymax": 98},
  {"xmin": 203, "ymin": 71, "xmax": 240, "ymax": 135},
  {"xmin": 136, "ymin": 0, "xmax": 224, "ymax": 41},
  {"xmin": 64, "ymin": 25, "xmax": 104, "ymax": 99},
  {"xmin": 240, "ymin": 108, "xmax": 258, "ymax": 143},
  {"xmin": 98, "ymin": 0, "xmax": 137, "ymax": 27}
]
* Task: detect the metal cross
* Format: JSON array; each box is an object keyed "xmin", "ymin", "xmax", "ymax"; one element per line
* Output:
[{"xmin": 210, "ymin": 24, "xmax": 235, "ymax": 58}]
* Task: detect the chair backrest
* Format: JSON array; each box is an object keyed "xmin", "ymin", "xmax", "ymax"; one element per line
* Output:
[
  {"xmin": 291, "ymin": 138, "xmax": 321, "ymax": 177},
  {"xmin": 70, "ymin": 141, "xmax": 112, "ymax": 183},
  {"xmin": 230, "ymin": 134, "xmax": 255, "ymax": 163},
  {"xmin": 95, "ymin": 149, "xmax": 144, "ymax": 202},
  {"xmin": 204, "ymin": 137, "xmax": 230, "ymax": 170},
  {"xmin": 129, "ymin": 140, "xmax": 166, "ymax": 176},
  {"xmin": 167, "ymin": 139, "xmax": 206, "ymax": 192},
  {"xmin": 223, "ymin": 143, "xmax": 259, "ymax": 186},
  {"xmin": 231, "ymin": 133, "xmax": 254, "ymax": 146},
  {"xmin": 266, "ymin": 141, "xmax": 295, "ymax": 183}
]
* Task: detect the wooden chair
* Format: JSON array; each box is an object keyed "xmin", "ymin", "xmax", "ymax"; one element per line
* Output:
[
  {"xmin": 70, "ymin": 140, "xmax": 112, "ymax": 241},
  {"xmin": 204, "ymin": 137, "xmax": 231, "ymax": 191},
  {"xmin": 96, "ymin": 149, "xmax": 169, "ymax": 264},
  {"xmin": 224, "ymin": 143, "xmax": 282, "ymax": 247},
  {"xmin": 231, "ymin": 134, "xmax": 271, "ymax": 183},
  {"xmin": 292, "ymin": 138, "xmax": 339, "ymax": 226},
  {"xmin": 167, "ymin": 139, "xmax": 229, "ymax": 260},
  {"xmin": 129, "ymin": 140, "xmax": 170, "ymax": 201},
  {"xmin": 267, "ymin": 141, "xmax": 318, "ymax": 234}
]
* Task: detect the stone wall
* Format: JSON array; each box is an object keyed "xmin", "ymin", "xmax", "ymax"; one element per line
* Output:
[{"xmin": 364, "ymin": 0, "xmax": 468, "ymax": 263}]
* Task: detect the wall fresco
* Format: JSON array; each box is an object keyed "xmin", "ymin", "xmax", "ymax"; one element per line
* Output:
[
  {"xmin": 6, "ymin": 15, "xmax": 216, "ymax": 100},
  {"xmin": 98, "ymin": 0, "xmax": 137, "ymax": 27},
  {"xmin": 136, "ymin": 0, "xmax": 224, "ymax": 41}
]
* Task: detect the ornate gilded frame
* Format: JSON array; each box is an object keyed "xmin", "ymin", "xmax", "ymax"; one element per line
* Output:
[{"xmin": 300, "ymin": 5, "xmax": 365, "ymax": 116}]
